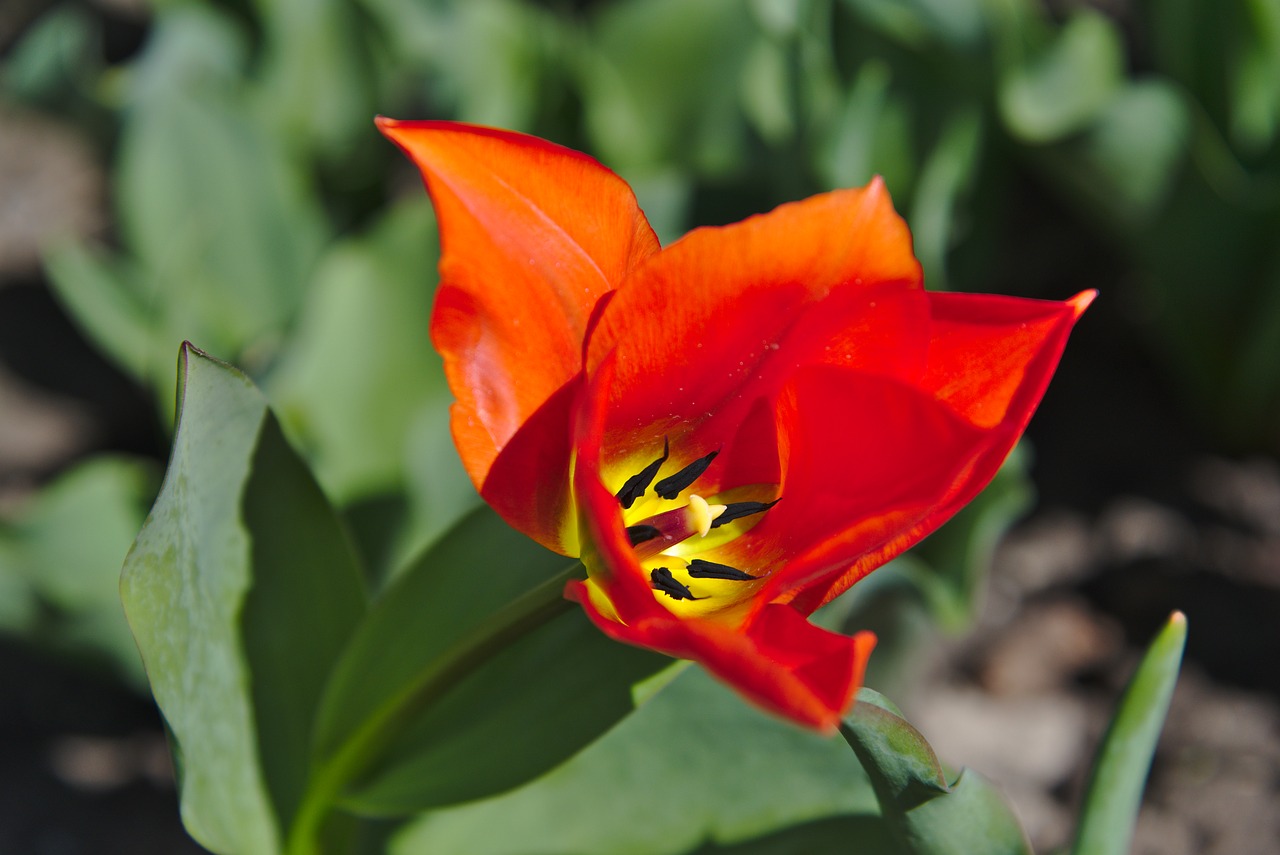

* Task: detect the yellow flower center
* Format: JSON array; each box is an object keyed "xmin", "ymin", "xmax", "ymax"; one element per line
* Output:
[{"xmin": 606, "ymin": 438, "xmax": 780, "ymax": 618}]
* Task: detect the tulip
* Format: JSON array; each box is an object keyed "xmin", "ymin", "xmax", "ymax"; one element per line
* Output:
[{"xmin": 379, "ymin": 118, "xmax": 1091, "ymax": 730}]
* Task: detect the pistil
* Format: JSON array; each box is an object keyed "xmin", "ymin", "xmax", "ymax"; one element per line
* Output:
[{"xmin": 628, "ymin": 495, "xmax": 726, "ymax": 561}]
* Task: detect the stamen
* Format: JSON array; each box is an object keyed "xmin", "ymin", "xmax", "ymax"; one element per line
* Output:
[
  {"xmin": 654, "ymin": 450, "xmax": 719, "ymax": 500},
  {"xmin": 710, "ymin": 498, "xmax": 781, "ymax": 529},
  {"xmin": 651, "ymin": 567, "xmax": 706, "ymax": 601},
  {"xmin": 626, "ymin": 525, "xmax": 662, "ymax": 547},
  {"xmin": 686, "ymin": 494, "xmax": 727, "ymax": 538},
  {"xmin": 616, "ymin": 438, "xmax": 670, "ymax": 509},
  {"xmin": 686, "ymin": 559, "xmax": 757, "ymax": 581}
]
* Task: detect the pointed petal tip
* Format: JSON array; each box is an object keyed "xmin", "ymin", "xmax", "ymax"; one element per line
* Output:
[{"xmin": 1070, "ymin": 289, "xmax": 1099, "ymax": 316}]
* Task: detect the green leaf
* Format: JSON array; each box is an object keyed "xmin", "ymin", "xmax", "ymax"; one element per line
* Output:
[
  {"xmin": 359, "ymin": 0, "xmax": 559, "ymax": 131},
  {"xmin": 691, "ymin": 816, "xmax": 896, "ymax": 854},
  {"xmin": 840, "ymin": 689, "xmax": 949, "ymax": 812},
  {"xmin": 251, "ymin": 0, "xmax": 378, "ymax": 160},
  {"xmin": 121, "ymin": 345, "xmax": 366, "ymax": 854},
  {"xmin": 392, "ymin": 667, "xmax": 880, "ymax": 855},
  {"xmin": 124, "ymin": 4, "xmax": 248, "ymax": 102},
  {"xmin": 580, "ymin": 0, "xmax": 757, "ymax": 174},
  {"xmin": 0, "ymin": 456, "xmax": 157, "ymax": 684},
  {"xmin": 903, "ymin": 447, "xmax": 1033, "ymax": 631},
  {"xmin": 1000, "ymin": 9, "xmax": 1125, "ymax": 143},
  {"xmin": 394, "ymin": 402, "xmax": 482, "ymax": 577},
  {"xmin": 897, "ymin": 768, "xmax": 1033, "ymax": 855},
  {"xmin": 0, "ymin": 4, "xmax": 99, "ymax": 107},
  {"xmin": 43, "ymin": 241, "xmax": 160, "ymax": 383},
  {"xmin": 307, "ymin": 506, "xmax": 667, "ymax": 818},
  {"xmin": 1071, "ymin": 611, "xmax": 1187, "ymax": 855},
  {"xmin": 842, "ymin": 0, "xmax": 986, "ymax": 50},
  {"xmin": 739, "ymin": 35, "xmax": 795, "ymax": 146},
  {"xmin": 1034, "ymin": 81, "xmax": 1191, "ymax": 231},
  {"xmin": 816, "ymin": 60, "xmax": 893, "ymax": 190},
  {"xmin": 114, "ymin": 29, "xmax": 327, "ymax": 393},
  {"xmin": 268, "ymin": 199, "xmax": 446, "ymax": 507},
  {"xmin": 909, "ymin": 107, "xmax": 983, "ymax": 291},
  {"xmin": 117, "ymin": 86, "xmax": 325, "ymax": 343},
  {"xmin": 342, "ymin": 607, "xmax": 668, "ymax": 814},
  {"xmin": 841, "ymin": 689, "xmax": 1032, "ymax": 855}
]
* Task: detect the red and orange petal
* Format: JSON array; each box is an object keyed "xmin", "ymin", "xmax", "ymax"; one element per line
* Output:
[
  {"xmin": 773, "ymin": 290, "xmax": 1096, "ymax": 616},
  {"xmin": 584, "ymin": 180, "xmax": 926, "ymax": 461},
  {"xmin": 376, "ymin": 118, "xmax": 659, "ymax": 552}
]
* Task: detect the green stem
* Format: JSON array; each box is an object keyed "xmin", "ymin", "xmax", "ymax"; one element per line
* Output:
[{"xmin": 285, "ymin": 564, "xmax": 582, "ymax": 855}]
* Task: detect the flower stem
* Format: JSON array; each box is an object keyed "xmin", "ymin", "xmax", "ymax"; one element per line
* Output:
[{"xmin": 285, "ymin": 563, "xmax": 583, "ymax": 855}]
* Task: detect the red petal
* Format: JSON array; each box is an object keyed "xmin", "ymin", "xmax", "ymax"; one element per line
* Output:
[
  {"xmin": 713, "ymin": 365, "xmax": 987, "ymax": 611},
  {"xmin": 584, "ymin": 179, "xmax": 927, "ymax": 459},
  {"xmin": 570, "ymin": 356, "xmax": 874, "ymax": 730},
  {"xmin": 378, "ymin": 118, "xmax": 659, "ymax": 550},
  {"xmin": 772, "ymin": 292, "xmax": 1094, "ymax": 613},
  {"xmin": 919, "ymin": 290, "xmax": 1095, "ymax": 428},
  {"xmin": 566, "ymin": 580, "xmax": 875, "ymax": 731}
]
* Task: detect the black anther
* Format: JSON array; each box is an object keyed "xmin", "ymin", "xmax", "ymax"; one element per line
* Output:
[
  {"xmin": 627, "ymin": 525, "xmax": 662, "ymax": 547},
  {"xmin": 650, "ymin": 567, "xmax": 706, "ymax": 601},
  {"xmin": 685, "ymin": 559, "xmax": 757, "ymax": 581},
  {"xmin": 616, "ymin": 438, "xmax": 670, "ymax": 509},
  {"xmin": 710, "ymin": 498, "xmax": 781, "ymax": 529},
  {"xmin": 654, "ymin": 450, "xmax": 720, "ymax": 500}
]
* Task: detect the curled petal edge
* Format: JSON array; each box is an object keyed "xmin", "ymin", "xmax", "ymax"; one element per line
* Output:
[{"xmin": 565, "ymin": 579, "xmax": 875, "ymax": 732}]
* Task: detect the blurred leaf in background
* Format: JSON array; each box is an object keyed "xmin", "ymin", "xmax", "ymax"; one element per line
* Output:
[{"xmin": 0, "ymin": 455, "xmax": 156, "ymax": 685}]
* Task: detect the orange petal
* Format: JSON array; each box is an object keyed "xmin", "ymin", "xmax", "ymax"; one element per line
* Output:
[
  {"xmin": 585, "ymin": 179, "xmax": 925, "ymax": 452},
  {"xmin": 378, "ymin": 118, "xmax": 659, "ymax": 550}
]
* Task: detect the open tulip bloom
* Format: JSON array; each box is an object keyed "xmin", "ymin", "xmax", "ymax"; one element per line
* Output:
[{"xmin": 378, "ymin": 118, "xmax": 1092, "ymax": 732}]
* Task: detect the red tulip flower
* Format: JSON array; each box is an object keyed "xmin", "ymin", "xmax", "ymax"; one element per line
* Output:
[{"xmin": 379, "ymin": 118, "xmax": 1092, "ymax": 731}]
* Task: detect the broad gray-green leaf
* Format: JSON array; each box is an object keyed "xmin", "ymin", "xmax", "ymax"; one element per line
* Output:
[
  {"xmin": 392, "ymin": 667, "xmax": 879, "ymax": 855},
  {"xmin": 842, "ymin": 689, "xmax": 1031, "ymax": 855},
  {"xmin": 309, "ymin": 506, "xmax": 667, "ymax": 816},
  {"xmin": 1071, "ymin": 611, "xmax": 1187, "ymax": 855},
  {"xmin": 121, "ymin": 345, "xmax": 366, "ymax": 854}
]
